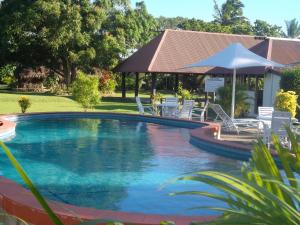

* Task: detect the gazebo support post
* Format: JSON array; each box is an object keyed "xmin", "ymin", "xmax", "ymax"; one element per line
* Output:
[
  {"xmin": 135, "ymin": 72, "xmax": 139, "ymax": 97},
  {"xmin": 231, "ymin": 69, "xmax": 237, "ymax": 119},
  {"xmin": 174, "ymin": 74, "xmax": 179, "ymax": 93},
  {"xmin": 151, "ymin": 73, "xmax": 157, "ymax": 96},
  {"xmin": 255, "ymin": 76, "xmax": 259, "ymax": 113},
  {"xmin": 121, "ymin": 73, "xmax": 126, "ymax": 98}
]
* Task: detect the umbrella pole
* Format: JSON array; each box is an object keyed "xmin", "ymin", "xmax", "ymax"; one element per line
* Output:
[{"xmin": 231, "ymin": 68, "xmax": 236, "ymax": 119}]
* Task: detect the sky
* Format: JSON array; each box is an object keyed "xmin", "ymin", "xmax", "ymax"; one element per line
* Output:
[{"xmin": 131, "ymin": 0, "xmax": 300, "ymax": 30}]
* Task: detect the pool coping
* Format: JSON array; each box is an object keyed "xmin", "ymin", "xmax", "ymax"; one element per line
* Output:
[{"xmin": 0, "ymin": 112, "xmax": 260, "ymax": 225}]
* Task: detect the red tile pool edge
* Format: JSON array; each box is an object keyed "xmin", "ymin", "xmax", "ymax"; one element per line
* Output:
[
  {"xmin": 0, "ymin": 119, "xmax": 16, "ymax": 139},
  {"xmin": 0, "ymin": 112, "xmax": 262, "ymax": 225}
]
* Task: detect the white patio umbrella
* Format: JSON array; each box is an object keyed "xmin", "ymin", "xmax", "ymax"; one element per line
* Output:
[{"xmin": 184, "ymin": 43, "xmax": 286, "ymax": 118}]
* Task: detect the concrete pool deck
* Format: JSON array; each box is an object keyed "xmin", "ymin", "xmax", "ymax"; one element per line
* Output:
[{"xmin": 0, "ymin": 112, "xmax": 265, "ymax": 225}]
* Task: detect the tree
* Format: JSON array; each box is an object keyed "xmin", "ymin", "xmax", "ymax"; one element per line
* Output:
[
  {"xmin": 213, "ymin": 0, "xmax": 252, "ymax": 35},
  {"xmin": 0, "ymin": 0, "xmax": 106, "ymax": 85},
  {"xmin": 253, "ymin": 19, "xmax": 283, "ymax": 37},
  {"xmin": 285, "ymin": 18, "xmax": 300, "ymax": 38},
  {"xmin": 93, "ymin": 1, "xmax": 158, "ymax": 70},
  {"xmin": 156, "ymin": 16, "xmax": 188, "ymax": 30},
  {"xmin": 213, "ymin": 0, "xmax": 247, "ymax": 26}
]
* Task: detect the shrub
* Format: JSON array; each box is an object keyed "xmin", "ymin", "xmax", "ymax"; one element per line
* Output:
[
  {"xmin": 72, "ymin": 71, "xmax": 101, "ymax": 111},
  {"xmin": 274, "ymin": 89, "xmax": 298, "ymax": 117},
  {"xmin": 0, "ymin": 64, "xmax": 16, "ymax": 86},
  {"xmin": 98, "ymin": 70, "xmax": 117, "ymax": 95},
  {"xmin": 177, "ymin": 82, "xmax": 192, "ymax": 102},
  {"xmin": 216, "ymin": 85, "xmax": 250, "ymax": 117},
  {"xmin": 18, "ymin": 96, "xmax": 31, "ymax": 113}
]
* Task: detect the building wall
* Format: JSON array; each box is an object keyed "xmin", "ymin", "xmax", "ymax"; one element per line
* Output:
[{"xmin": 263, "ymin": 73, "xmax": 281, "ymax": 107}]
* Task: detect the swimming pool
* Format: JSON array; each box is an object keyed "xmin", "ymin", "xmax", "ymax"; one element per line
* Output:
[{"xmin": 1, "ymin": 114, "xmax": 243, "ymax": 216}]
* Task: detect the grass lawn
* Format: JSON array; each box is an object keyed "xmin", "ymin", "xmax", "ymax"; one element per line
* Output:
[{"xmin": 0, "ymin": 90, "xmax": 174, "ymax": 115}]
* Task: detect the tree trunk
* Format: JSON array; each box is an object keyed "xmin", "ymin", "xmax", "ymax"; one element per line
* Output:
[
  {"xmin": 62, "ymin": 58, "xmax": 71, "ymax": 86},
  {"xmin": 70, "ymin": 65, "xmax": 77, "ymax": 83}
]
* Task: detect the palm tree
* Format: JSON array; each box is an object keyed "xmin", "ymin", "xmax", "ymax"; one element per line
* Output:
[{"xmin": 285, "ymin": 18, "xmax": 300, "ymax": 38}]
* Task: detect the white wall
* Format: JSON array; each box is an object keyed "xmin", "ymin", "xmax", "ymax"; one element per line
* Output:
[{"xmin": 263, "ymin": 73, "xmax": 281, "ymax": 107}]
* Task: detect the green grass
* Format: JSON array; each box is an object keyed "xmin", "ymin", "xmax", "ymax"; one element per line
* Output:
[{"xmin": 0, "ymin": 90, "xmax": 175, "ymax": 115}]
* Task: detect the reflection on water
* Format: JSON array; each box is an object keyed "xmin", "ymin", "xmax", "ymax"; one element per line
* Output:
[{"xmin": 1, "ymin": 118, "xmax": 243, "ymax": 215}]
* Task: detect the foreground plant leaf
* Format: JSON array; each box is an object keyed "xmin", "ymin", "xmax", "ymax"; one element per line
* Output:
[
  {"xmin": 0, "ymin": 142, "xmax": 64, "ymax": 225},
  {"xmin": 173, "ymin": 129, "xmax": 300, "ymax": 225}
]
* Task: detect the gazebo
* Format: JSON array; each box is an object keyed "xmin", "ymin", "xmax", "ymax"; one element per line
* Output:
[{"xmin": 115, "ymin": 29, "xmax": 300, "ymax": 109}]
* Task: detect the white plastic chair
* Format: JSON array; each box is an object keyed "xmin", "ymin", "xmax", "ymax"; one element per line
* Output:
[
  {"xmin": 136, "ymin": 97, "xmax": 155, "ymax": 115},
  {"xmin": 162, "ymin": 97, "xmax": 179, "ymax": 117},
  {"xmin": 263, "ymin": 111, "xmax": 292, "ymax": 149},
  {"xmin": 209, "ymin": 103, "xmax": 260, "ymax": 134},
  {"xmin": 175, "ymin": 100, "xmax": 195, "ymax": 120}
]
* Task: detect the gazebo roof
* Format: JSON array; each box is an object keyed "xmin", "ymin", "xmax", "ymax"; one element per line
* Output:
[{"xmin": 115, "ymin": 29, "xmax": 300, "ymax": 75}]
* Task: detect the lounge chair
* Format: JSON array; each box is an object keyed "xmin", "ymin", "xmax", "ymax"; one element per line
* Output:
[
  {"xmin": 175, "ymin": 100, "xmax": 194, "ymax": 120},
  {"xmin": 263, "ymin": 111, "xmax": 292, "ymax": 149},
  {"xmin": 136, "ymin": 97, "xmax": 155, "ymax": 115},
  {"xmin": 209, "ymin": 103, "xmax": 260, "ymax": 134}
]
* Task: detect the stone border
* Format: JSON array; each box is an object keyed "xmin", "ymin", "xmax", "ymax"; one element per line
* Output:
[{"xmin": 0, "ymin": 112, "xmax": 263, "ymax": 225}]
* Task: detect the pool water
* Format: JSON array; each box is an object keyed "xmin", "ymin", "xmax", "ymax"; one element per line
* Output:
[{"xmin": 2, "ymin": 118, "xmax": 242, "ymax": 216}]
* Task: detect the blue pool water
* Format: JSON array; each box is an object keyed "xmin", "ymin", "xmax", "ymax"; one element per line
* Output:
[{"xmin": 1, "ymin": 117, "xmax": 242, "ymax": 216}]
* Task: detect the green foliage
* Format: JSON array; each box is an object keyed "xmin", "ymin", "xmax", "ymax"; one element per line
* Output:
[
  {"xmin": 174, "ymin": 129, "xmax": 300, "ymax": 225},
  {"xmin": 98, "ymin": 70, "xmax": 117, "ymax": 95},
  {"xmin": 177, "ymin": 83, "xmax": 192, "ymax": 102},
  {"xmin": 72, "ymin": 72, "xmax": 101, "ymax": 111},
  {"xmin": 281, "ymin": 67, "xmax": 300, "ymax": 95},
  {"xmin": 43, "ymin": 74, "xmax": 67, "ymax": 95},
  {"xmin": 151, "ymin": 91, "xmax": 163, "ymax": 104},
  {"xmin": 18, "ymin": 96, "xmax": 31, "ymax": 113},
  {"xmin": 275, "ymin": 90, "xmax": 298, "ymax": 117},
  {"xmin": 216, "ymin": 85, "xmax": 250, "ymax": 117},
  {"xmin": 253, "ymin": 19, "xmax": 283, "ymax": 37},
  {"xmin": 280, "ymin": 67, "xmax": 300, "ymax": 118},
  {"xmin": 285, "ymin": 18, "xmax": 300, "ymax": 38},
  {"xmin": 0, "ymin": 142, "xmax": 64, "ymax": 225},
  {"xmin": 157, "ymin": 16, "xmax": 187, "ymax": 30},
  {"xmin": 0, "ymin": 64, "xmax": 16, "ymax": 85},
  {"xmin": 0, "ymin": 0, "xmax": 157, "ymax": 84}
]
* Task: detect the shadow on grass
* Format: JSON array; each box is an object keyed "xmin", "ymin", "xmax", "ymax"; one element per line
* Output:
[{"xmin": 94, "ymin": 104, "xmax": 137, "ymax": 112}]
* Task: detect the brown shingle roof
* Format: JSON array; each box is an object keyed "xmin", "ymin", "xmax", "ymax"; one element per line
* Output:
[{"xmin": 115, "ymin": 29, "xmax": 300, "ymax": 75}]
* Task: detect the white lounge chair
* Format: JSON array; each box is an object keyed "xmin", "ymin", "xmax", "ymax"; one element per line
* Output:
[
  {"xmin": 175, "ymin": 100, "xmax": 195, "ymax": 120},
  {"xmin": 136, "ymin": 97, "xmax": 155, "ymax": 115},
  {"xmin": 263, "ymin": 111, "xmax": 292, "ymax": 149},
  {"xmin": 209, "ymin": 103, "xmax": 260, "ymax": 134},
  {"xmin": 192, "ymin": 101, "xmax": 209, "ymax": 122}
]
